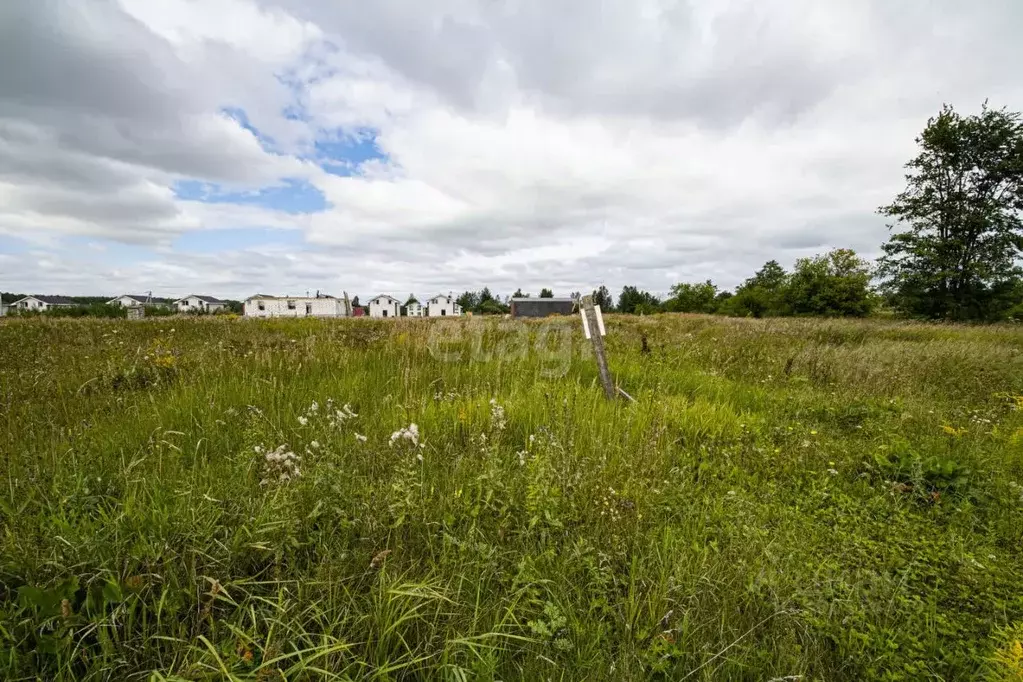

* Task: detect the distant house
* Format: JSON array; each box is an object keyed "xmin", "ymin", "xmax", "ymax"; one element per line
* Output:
[
  {"xmin": 11, "ymin": 295, "xmax": 76, "ymax": 312},
  {"xmin": 510, "ymin": 297, "xmax": 576, "ymax": 318},
  {"xmin": 406, "ymin": 301, "xmax": 424, "ymax": 317},
  {"xmin": 426, "ymin": 294, "xmax": 461, "ymax": 317},
  {"xmin": 368, "ymin": 295, "xmax": 401, "ymax": 318},
  {"xmin": 243, "ymin": 293, "xmax": 350, "ymax": 318},
  {"xmin": 107, "ymin": 294, "xmax": 172, "ymax": 308},
  {"xmin": 352, "ymin": 307, "xmax": 366, "ymax": 317},
  {"xmin": 175, "ymin": 295, "xmax": 227, "ymax": 314}
]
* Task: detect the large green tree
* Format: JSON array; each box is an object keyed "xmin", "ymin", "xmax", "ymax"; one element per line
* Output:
[
  {"xmin": 617, "ymin": 286, "xmax": 661, "ymax": 314},
  {"xmin": 665, "ymin": 280, "xmax": 718, "ymax": 313},
  {"xmin": 455, "ymin": 291, "xmax": 479, "ymax": 312},
  {"xmin": 786, "ymin": 249, "xmax": 875, "ymax": 317},
  {"xmin": 723, "ymin": 260, "xmax": 790, "ymax": 318},
  {"xmin": 878, "ymin": 103, "xmax": 1023, "ymax": 320},
  {"xmin": 592, "ymin": 285, "xmax": 614, "ymax": 310}
]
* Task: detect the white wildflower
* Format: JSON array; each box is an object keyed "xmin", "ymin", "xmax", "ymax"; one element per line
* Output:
[
  {"xmin": 310, "ymin": 440, "xmax": 321, "ymax": 449},
  {"xmin": 355, "ymin": 433, "xmax": 367, "ymax": 442},
  {"xmin": 328, "ymin": 403, "xmax": 359, "ymax": 428},
  {"xmin": 259, "ymin": 444, "xmax": 301, "ymax": 486},
  {"xmin": 297, "ymin": 416, "xmax": 308, "ymax": 426},
  {"xmin": 827, "ymin": 468, "xmax": 839, "ymax": 476},
  {"xmin": 390, "ymin": 423, "xmax": 421, "ymax": 447},
  {"xmin": 489, "ymin": 398, "xmax": 506, "ymax": 431},
  {"xmin": 309, "ymin": 401, "xmax": 319, "ymax": 413}
]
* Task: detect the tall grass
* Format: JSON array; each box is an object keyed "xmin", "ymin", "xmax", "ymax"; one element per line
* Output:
[{"xmin": 1, "ymin": 314, "xmax": 1022, "ymax": 680}]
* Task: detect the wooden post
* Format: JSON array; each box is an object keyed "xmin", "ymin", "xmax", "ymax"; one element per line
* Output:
[{"xmin": 581, "ymin": 295, "xmax": 616, "ymax": 399}]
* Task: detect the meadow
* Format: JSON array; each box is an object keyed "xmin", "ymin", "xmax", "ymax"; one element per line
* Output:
[{"xmin": 1, "ymin": 313, "xmax": 1022, "ymax": 680}]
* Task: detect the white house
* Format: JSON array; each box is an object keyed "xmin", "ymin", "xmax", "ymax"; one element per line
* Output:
[
  {"xmin": 244, "ymin": 293, "xmax": 350, "ymax": 318},
  {"xmin": 426, "ymin": 294, "xmax": 461, "ymax": 317},
  {"xmin": 406, "ymin": 301, "xmax": 424, "ymax": 317},
  {"xmin": 368, "ymin": 294, "xmax": 401, "ymax": 318},
  {"xmin": 107, "ymin": 294, "xmax": 172, "ymax": 308},
  {"xmin": 108, "ymin": 295, "xmax": 147, "ymax": 307},
  {"xmin": 175, "ymin": 295, "xmax": 227, "ymax": 314},
  {"xmin": 11, "ymin": 295, "xmax": 76, "ymax": 312}
]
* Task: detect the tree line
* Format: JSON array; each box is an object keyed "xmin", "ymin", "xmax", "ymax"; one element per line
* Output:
[
  {"xmin": 620, "ymin": 102, "xmax": 1023, "ymax": 322},
  {"xmin": 592, "ymin": 248, "xmax": 876, "ymax": 317}
]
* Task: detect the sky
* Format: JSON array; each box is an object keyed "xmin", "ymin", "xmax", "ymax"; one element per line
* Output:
[{"xmin": 1, "ymin": 0, "xmax": 1022, "ymax": 302}]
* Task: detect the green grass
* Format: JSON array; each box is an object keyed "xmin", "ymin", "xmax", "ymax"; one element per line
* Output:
[{"xmin": 1, "ymin": 314, "xmax": 1022, "ymax": 680}]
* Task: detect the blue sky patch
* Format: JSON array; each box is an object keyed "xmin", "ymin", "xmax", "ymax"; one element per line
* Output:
[
  {"xmin": 174, "ymin": 178, "xmax": 327, "ymax": 213},
  {"xmin": 0, "ymin": 234, "xmax": 32, "ymax": 255},
  {"xmin": 221, "ymin": 106, "xmax": 280, "ymax": 152},
  {"xmin": 317, "ymin": 129, "xmax": 388, "ymax": 176}
]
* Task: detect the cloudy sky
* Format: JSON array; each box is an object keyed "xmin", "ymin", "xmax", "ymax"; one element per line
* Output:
[{"xmin": 1, "ymin": 0, "xmax": 1021, "ymax": 301}]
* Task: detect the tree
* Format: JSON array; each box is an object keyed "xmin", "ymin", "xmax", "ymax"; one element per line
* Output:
[
  {"xmin": 539, "ymin": 288, "xmax": 554, "ymax": 298},
  {"xmin": 478, "ymin": 298, "xmax": 506, "ymax": 315},
  {"xmin": 592, "ymin": 285, "xmax": 614, "ymax": 310},
  {"xmin": 512, "ymin": 288, "xmax": 528, "ymax": 298},
  {"xmin": 351, "ymin": 296, "xmax": 360, "ymax": 309},
  {"xmin": 786, "ymin": 249, "xmax": 875, "ymax": 317},
  {"xmin": 456, "ymin": 291, "xmax": 480, "ymax": 312},
  {"xmin": 878, "ymin": 103, "xmax": 1023, "ymax": 320},
  {"xmin": 455, "ymin": 288, "xmax": 508, "ymax": 314},
  {"xmin": 723, "ymin": 260, "xmax": 790, "ymax": 318},
  {"xmin": 665, "ymin": 280, "xmax": 718, "ymax": 313},
  {"xmin": 404, "ymin": 294, "xmax": 419, "ymax": 306},
  {"xmin": 617, "ymin": 286, "xmax": 661, "ymax": 314}
]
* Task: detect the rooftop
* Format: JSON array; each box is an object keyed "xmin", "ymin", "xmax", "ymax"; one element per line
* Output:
[
  {"xmin": 177, "ymin": 295, "xmax": 226, "ymax": 304},
  {"xmin": 21, "ymin": 295, "xmax": 76, "ymax": 305},
  {"xmin": 247, "ymin": 293, "xmax": 337, "ymax": 300}
]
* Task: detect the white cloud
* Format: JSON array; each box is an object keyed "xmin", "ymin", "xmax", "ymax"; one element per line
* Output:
[{"xmin": 2, "ymin": 0, "xmax": 1023, "ymax": 299}]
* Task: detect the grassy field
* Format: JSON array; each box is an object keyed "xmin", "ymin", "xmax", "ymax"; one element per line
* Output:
[{"xmin": 1, "ymin": 314, "xmax": 1023, "ymax": 680}]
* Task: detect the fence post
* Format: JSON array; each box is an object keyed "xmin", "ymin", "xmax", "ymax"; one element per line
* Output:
[{"xmin": 581, "ymin": 295, "xmax": 616, "ymax": 399}]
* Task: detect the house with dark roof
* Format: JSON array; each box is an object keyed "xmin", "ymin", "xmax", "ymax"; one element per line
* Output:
[
  {"xmin": 107, "ymin": 294, "xmax": 173, "ymax": 308},
  {"xmin": 11, "ymin": 295, "xmax": 77, "ymax": 312},
  {"xmin": 174, "ymin": 294, "xmax": 227, "ymax": 314}
]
